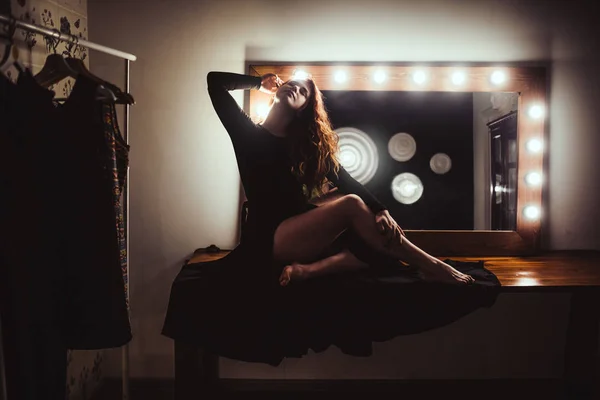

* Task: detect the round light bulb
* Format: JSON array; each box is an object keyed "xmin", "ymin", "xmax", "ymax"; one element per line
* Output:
[
  {"xmin": 413, "ymin": 70, "xmax": 426, "ymax": 84},
  {"xmin": 374, "ymin": 70, "xmax": 386, "ymax": 84},
  {"xmin": 334, "ymin": 70, "xmax": 347, "ymax": 83},
  {"xmin": 452, "ymin": 71, "xmax": 466, "ymax": 85},
  {"xmin": 526, "ymin": 138, "xmax": 543, "ymax": 153},
  {"xmin": 525, "ymin": 172, "xmax": 542, "ymax": 186},
  {"xmin": 490, "ymin": 70, "xmax": 506, "ymax": 85},
  {"xmin": 293, "ymin": 70, "xmax": 309, "ymax": 80},
  {"xmin": 400, "ymin": 182, "xmax": 417, "ymax": 197},
  {"xmin": 523, "ymin": 205, "xmax": 541, "ymax": 220},
  {"xmin": 256, "ymin": 103, "xmax": 270, "ymax": 119},
  {"xmin": 529, "ymin": 104, "xmax": 545, "ymax": 119},
  {"xmin": 339, "ymin": 149, "xmax": 356, "ymax": 166},
  {"xmin": 391, "ymin": 173, "xmax": 423, "ymax": 204}
]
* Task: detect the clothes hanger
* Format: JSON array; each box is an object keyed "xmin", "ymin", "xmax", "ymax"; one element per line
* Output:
[
  {"xmin": 34, "ymin": 30, "xmax": 116, "ymax": 102},
  {"xmin": 34, "ymin": 31, "xmax": 77, "ymax": 88},
  {"xmin": 64, "ymin": 37, "xmax": 134, "ymax": 105},
  {"xmin": 36, "ymin": 53, "xmax": 116, "ymax": 103},
  {"xmin": 65, "ymin": 57, "xmax": 133, "ymax": 105}
]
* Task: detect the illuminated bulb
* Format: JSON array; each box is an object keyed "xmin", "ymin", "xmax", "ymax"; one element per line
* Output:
[
  {"xmin": 399, "ymin": 182, "xmax": 417, "ymax": 197},
  {"xmin": 391, "ymin": 173, "xmax": 423, "ymax": 204},
  {"xmin": 490, "ymin": 70, "xmax": 506, "ymax": 85},
  {"xmin": 339, "ymin": 149, "xmax": 357, "ymax": 167},
  {"xmin": 526, "ymin": 138, "xmax": 543, "ymax": 153},
  {"xmin": 525, "ymin": 172, "xmax": 542, "ymax": 186},
  {"xmin": 374, "ymin": 70, "xmax": 386, "ymax": 84},
  {"xmin": 452, "ymin": 71, "xmax": 466, "ymax": 85},
  {"xmin": 523, "ymin": 205, "xmax": 541, "ymax": 220},
  {"xmin": 529, "ymin": 104, "xmax": 545, "ymax": 119},
  {"xmin": 256, "ymin": 103, "xmax": 270, "ymax": 119},
  {"xmin": 413, "ymin": 70, "xmax": 427, "ymax": 84},
  {"xmin": 293, "ymin": 70, "xmax": 309, "ymax": 80},
  {"xmin": 334, "ymin": 70, "xmax": 347, "ymax": 83},
  {"xmin": 495, "ymin": 185, "xmax": 503, "ymax": 193}
]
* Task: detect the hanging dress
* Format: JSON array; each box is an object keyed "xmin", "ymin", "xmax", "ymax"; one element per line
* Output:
[{"xmin": 100, "ymin": 102, "xmax": 131, "ymax": 310}]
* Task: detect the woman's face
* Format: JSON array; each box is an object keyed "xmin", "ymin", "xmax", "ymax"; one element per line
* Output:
[{"xmin": 275, "ymin": 79, "xmax": 311, "ymax": 112}]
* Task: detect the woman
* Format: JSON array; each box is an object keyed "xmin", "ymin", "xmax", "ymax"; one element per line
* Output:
[{"xmin": 207, "ymin": 71, "xmax": 474, "ymax": 286}]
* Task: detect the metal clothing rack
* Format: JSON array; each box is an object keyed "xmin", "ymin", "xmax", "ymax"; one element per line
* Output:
[{"xmin": 0, "ymin": 13, "xmax": 136, "ymax": 400}]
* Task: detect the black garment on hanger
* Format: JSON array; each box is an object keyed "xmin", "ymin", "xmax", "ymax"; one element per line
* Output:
[
  {"xmin": 1, "ymin": 68, "xmax": 68, "ymax": 400},
  {"xmin": 49, "ymin": 71, "xmax": 131, "ymax": 350},
  {"xmin": 0, "ymin": 70, "xmax": 131, "ymax": 399}
]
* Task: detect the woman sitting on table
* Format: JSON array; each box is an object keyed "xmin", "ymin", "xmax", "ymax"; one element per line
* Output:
[{"xmin": 207, "ymin": 71, "xmax": 474, "ymax": 286}]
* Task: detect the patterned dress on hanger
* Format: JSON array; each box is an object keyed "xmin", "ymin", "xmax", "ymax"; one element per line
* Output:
[{"xmin": 100, "ymin": 102, "xmax": 130, "ymax": 310}]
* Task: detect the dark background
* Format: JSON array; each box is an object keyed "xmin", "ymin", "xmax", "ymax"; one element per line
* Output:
[{"xmin": 322, "ymin": 90, "xmax": 474, "ymax": 230}]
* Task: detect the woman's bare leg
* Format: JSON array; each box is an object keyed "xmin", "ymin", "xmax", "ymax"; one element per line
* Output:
[
  {"xmin": 274, "ymin": 194, "xmax": 473, "ymax": 284},
  {"xmin": 279, "ymin": 249, "xmax": 368, "ymax": 286}
]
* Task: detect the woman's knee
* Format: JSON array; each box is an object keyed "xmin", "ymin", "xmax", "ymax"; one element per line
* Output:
[{"xmin": 339, "ymin": 194, "xmax": 368, "ymax": 216}]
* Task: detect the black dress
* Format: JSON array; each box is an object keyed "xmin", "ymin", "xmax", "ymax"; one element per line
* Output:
[
  {"xmin": 0, "ymin": 69, "xmax": 131, "ymax": 399},
  {"xmin": 161, "ymin": 72, "xmax": 501, "ymax": 366},
  {"xmin": 206, "ymin": 71, "xmax": 391, "ymax": 279}
]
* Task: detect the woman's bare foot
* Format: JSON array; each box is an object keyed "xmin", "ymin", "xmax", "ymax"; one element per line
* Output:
[
  {"xmin": 419, "ymin": 259, "xmax": 475, "ymax": 285},
  {"xmin": 279, "ymin": 263, "xmax": 309, "ymax": 286},
  {"xmin": 387, "ymin": 234, "xmax": 474, "ymax": 285}
]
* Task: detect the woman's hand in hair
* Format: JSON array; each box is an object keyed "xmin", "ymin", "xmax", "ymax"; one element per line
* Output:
[
  {"xmin": 260, "ymin": 73, "xmax": 284, "ymax": 95},
  {"xmin": 375, "ymin": 210, "xmax": 405, "ymax": 248}
]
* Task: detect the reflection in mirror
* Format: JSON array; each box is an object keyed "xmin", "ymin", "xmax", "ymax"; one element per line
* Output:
[{"xmin": 320, "ymin": 90, "xmax": 518, "ymax": 230}]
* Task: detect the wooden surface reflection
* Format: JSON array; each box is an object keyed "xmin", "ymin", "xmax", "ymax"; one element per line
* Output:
[
  {"xmin": 188, "ymin": 249, "xmax": 600, "ymax": 291},
  {"xmin": 449, "ymin": 251, "xmax": 600, "ymax": 290}
]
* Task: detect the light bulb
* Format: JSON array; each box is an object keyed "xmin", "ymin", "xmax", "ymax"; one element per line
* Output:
[
  {"xmin": 374, "ymin": 70, "xmax": 386, "ymax": 84},
  {"xmin": 334, "ymin": 70, "xmax": 347, "ymax": 83},
  {"xmin": 525, "ymin": 172, "xmax": 542, "ymax": 186},
  {"xmin": 529, "ymin": 104, "xmax": 544, "ymax": 119},
  {"xmin": 491, "ymin": 70, "xmax": 506, "ymax": 85},
  {"xmin": 523, "ymin": 205, "xmax": 541, "ymax": 220},
  {"xmin": 256, "ymin": 103, "xmax": 270, "ymax": 119},
  {"xmin": 413, "ymin": 70, "xmax": 426, "ymax": 84},
  {"xmin": 293, "ymin": 70, "xmax": 309, "ymax": 80},
  {"xmin": 526, "ymin": 138, "xmax": 543, "ymax": 153},
  {"xmin": 452, "ymin": 71, "xmax": 466, "ymax": 85}
]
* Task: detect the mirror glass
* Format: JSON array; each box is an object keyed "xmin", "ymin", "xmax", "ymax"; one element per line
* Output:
[{"xmin": 321, "ymin": 90, "xmax": 519, "ymax": 230}]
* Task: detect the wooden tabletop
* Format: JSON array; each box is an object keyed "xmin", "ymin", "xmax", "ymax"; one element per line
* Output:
[{"xmin": 187, "ymin": 249, "xmax": 600, "ymax": 292}]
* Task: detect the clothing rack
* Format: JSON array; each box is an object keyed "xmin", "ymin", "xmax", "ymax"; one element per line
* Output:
[{"xmin": 0, "ymin": 13, "xmax": 136, "ymax": 400}]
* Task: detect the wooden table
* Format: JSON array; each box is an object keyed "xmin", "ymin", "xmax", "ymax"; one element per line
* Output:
[
  {"xmin": 175, "ymin": 250, "xmax": 600, "ymax": 399},
  {"xmin": 188, "ymin": 250, "xmax": 600, "ymax": 289}
]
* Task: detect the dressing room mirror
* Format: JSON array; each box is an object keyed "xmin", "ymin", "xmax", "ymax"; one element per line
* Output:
[
  {"xmin": 319, "ymin": 90, "xmax": 519, "ymax": 232},
  {"xmin": 247, "ymin": 63, "xmax": 547, "ymax": 256}
]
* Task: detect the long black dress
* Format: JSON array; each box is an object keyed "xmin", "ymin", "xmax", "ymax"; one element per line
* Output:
[
  {"xmin": 0, "ymin": 69, "xmax": 131, "ymax": 399},
  {"xmin": 161, "ymin": 72, "xmax": 501, "ymax": 366},
  {"xmin": 206, "ymin": 71, "xmax": 391, "ymax": 277}
]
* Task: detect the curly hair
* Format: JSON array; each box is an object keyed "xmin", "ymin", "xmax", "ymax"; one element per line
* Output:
[{"xmin": 261, "ymin": 78, "xmax": 341, "ymax": 198}]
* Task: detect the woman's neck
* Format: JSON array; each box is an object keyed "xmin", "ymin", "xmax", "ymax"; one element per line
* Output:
[{"xmin": 261, "ymin": 105, "xmax": 294, "ymax": 137}]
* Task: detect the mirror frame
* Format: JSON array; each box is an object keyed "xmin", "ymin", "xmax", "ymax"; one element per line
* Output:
[{"xmin": 247, "ymin": 62, "xmax": 547, "ymax": 256}]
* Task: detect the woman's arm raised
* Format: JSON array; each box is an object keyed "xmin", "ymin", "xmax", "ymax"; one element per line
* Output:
[
  {"xmin": 206, "ymin": 72, "xmax": 282, "ymax": 145},
  {"xmin": 206, "ymin": 72, "xmax": 263, "ymax": 146}
]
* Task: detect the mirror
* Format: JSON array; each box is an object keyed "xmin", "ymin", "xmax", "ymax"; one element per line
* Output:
[
  {"xmin": 247, "ymin": 63, "xmax": 547, "ymax": 256},
  {"xmin": 320, "ymin": 89, "xmax": 519, "ymax": 231}
]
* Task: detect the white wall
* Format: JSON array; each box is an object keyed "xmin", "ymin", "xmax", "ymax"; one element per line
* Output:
[{"xmin": 87, "ymin": 0, "xmax": 599, "ymax": 379}]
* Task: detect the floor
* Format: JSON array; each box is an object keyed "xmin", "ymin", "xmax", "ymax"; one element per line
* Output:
[{"xmin": 91, "ymin": 378, "xmax": 593, "ymax": 400}]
